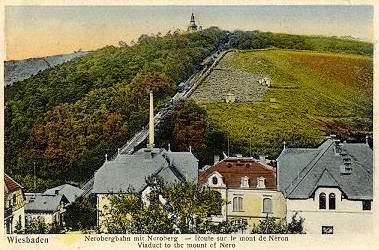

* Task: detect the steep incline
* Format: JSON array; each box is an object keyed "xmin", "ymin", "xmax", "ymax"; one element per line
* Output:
[{"xmin": 193, "ymin": 49, "xmax": 373, "ymax": 157}]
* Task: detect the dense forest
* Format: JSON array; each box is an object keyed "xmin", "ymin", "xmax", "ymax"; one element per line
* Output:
[{"xmin": 4, "ymin": 27, "xmax": 373, "ymax": 190}]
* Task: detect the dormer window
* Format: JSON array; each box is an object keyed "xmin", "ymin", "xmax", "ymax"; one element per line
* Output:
[
  {"xmin": 240, "ymin": 176, "xmax": 249, "ymax": 188},
  {"xmin": 257, "ymin": 177, "xmax": 266, "ymax": 189},
  {"xmin": 212, "ymin": 176, "xmax": 218, "ymax": 185},
  {"xmin": 208, "ymin": 172, "xmax": 225, "ymax": 187}
]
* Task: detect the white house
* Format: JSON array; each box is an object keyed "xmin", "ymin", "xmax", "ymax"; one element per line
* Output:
[
  {"xmin": 4, "ymin": 174, "xmax": 26, "ymax": 233},
  {"xmin": 277, "ymin": 138, "xmax": 373, "ymax": 234},
  {"xmin": 25, "ymin": 193, "xmax": 69, "ymax": 226}
]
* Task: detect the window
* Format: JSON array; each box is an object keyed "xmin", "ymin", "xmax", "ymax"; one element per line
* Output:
[
  {"xmin": 263, "ymin": 198, "xmax": 272, "ymax": 213},
  {"xmin": 212, "ymin": 176, "xmax": 218, "ymax": 185},
  {"xmin": 240, "ymin": 176, "xmax": 249, "ymax": 188},
  {"xmin": 233, "ymin": 197, "xmax": 243, "ymax": 211},
  {"xmin": 257, "ymin": 177, "xmax": 266, "ymax": 189},
  {"xmin": 12, "ymin": 194, "xmax": 16, "ymax": 206},
  {"xmin": 363, "ymin": 200, "xmax": 371, "ymax": 211},
  {"xmin": 322, "ymin": 226, "xmax": 334, "ymax": 234},
  {"xmin": 319, "ymin": 193, "xmax": 326, "ymax": 209},
  {"xmin": 329, "ymin": 193, "xmax": 336, "ymax": 210}
]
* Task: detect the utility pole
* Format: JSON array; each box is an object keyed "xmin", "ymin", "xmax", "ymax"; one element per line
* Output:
[
  {"xmin": 249, "ymin": 128, "xmax": 252, "ymax": 157},
  {"xmin": 33, "ymin": 162, "xmax": 36, "ymax": 190},
  {"xmin": 227, "ymin": 137, "xmax": 230, "ymax": 157}
]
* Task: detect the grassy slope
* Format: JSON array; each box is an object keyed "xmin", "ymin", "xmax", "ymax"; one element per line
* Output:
[{"xmin": 198, "ymin": 49, "xmax": 373, "ymax": 157}]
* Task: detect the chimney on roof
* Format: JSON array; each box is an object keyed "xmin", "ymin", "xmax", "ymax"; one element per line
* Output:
[
  {"xmin": 283, "ymin": 141, "xmax": 286, "ymax": 149},
  {"xmin": 105, "ymin": 154, "xmax": 108, "ymax": 162},
  {"xmin": 366, "ymin": 135, "xmax": 369, "ymax": 145},
  {"xmin": 334, "ymin": 140, "xmax": 342, "ymax": 155},
  {"xmin": 222, "ymin": 152, "xmax": 228, "ymax": 159},
  {"xmin": 168, "ymin": 143, "xmax": 171, "ymax": 152},
  {"xmin": 259, "ymin": 155, "xmax": 266, "ymax": 163},
  {"xmin": 214, "ymin": 155, "xmax": 220, "ymax": 165},
  {"xmin": 189, "ymin": 145, "xmax": 192, "ymax": 153}
]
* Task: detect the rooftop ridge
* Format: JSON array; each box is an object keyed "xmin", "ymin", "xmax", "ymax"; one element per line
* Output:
[
  {"xmin": 307, "ymin": 168, "xmax": 341, "ymax": 197},
  {"xmin": 285, "ymin": 139, "xmax": 334, "ymax": 196}
]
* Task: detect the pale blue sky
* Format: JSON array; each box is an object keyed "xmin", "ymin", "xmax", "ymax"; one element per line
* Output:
[{"xmin": 5, "ymin": 5, "xmax": 373, "ymax": 60}]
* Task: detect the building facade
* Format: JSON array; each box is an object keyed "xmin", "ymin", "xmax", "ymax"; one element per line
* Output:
[
  {"xmin": 92, "ymin": 148, "xmax": 199, "ymax": 232},
  {"xmin": 198, "ymin": 157, "xmax": 286, "ymax": 232},
  {"xmin": 25, "ymin": 194, "xmax": 69, "ymax": 226},
  {"xmin": 4, "ymin": 174, "xmax": 26, "ymax": 234},
  {"xmin": 277, "ymin": 138, "xmax": 373, "ymax": 234}
]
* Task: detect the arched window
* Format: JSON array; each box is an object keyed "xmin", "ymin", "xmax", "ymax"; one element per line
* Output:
[
  {"xmin": 212, "ymin": 176, "xmax": 218, "ymax": 185},
  {"xmin": 319, "ymin": 193, "xmax": 326, "ymax": 209},
  {"xmin": 263, "ymin": 198, "xmax": 272, "ymax": 213},
  {"xmin": 329, "ymin": 193, "xmax": 336, "ymax": 210},
  {"xmin": 233, "ymin": 197, "xmax": 243, "ymax": 211}
]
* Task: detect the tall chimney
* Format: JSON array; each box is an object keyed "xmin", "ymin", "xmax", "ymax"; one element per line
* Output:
[{"xmin": 147, "ymin": 91, "xmax": 155, "ymax": 150}]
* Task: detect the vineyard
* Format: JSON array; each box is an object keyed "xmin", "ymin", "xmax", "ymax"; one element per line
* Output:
[{"xmin": 193, "ymin": 49, "xmax": 373, "ymax": 157}]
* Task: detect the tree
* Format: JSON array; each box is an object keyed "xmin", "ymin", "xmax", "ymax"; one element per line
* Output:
[
  {"xmin": 251, "ymin": 213, "xmax": 305, "ymax": 234},
  {"xmin": 24, "ymin": 218, "xmax": 64, "ymax": 234},
  {"xmin": 287, "ymin": 213, "xmax": 305, "ymax": 234},
  {"xmin": 24, "ymin": 219, "xmax": 48, "ymax": 234},
  {"xmin": 101, "ymin": 176, "xmax": 246, "ymax": 234},
  {"xmin": 14, "ymin": 220, "xmax": 22, "ymax": 234},
  {"xmin": 64, "ymin": 196, "xmax": 97, "ymax": 231}
]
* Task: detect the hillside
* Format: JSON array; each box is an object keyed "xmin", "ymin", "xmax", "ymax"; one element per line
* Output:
[
  {"xmin": 5, "ymin": 27, "xmax": 373, "ymax": 190},
  {"xmin": 191, "ymin": 49, "xmax": 373, "ymax": 157},
  {"xmin": 5, "ymin": 27, "xmax": 229, "ymax": 190},
  {"xmin": 4, "ymin": 51, "xmax": 89, "ymax": 86}
]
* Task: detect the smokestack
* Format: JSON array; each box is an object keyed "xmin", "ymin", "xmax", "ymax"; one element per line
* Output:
[
  {"xmin": 214, "ymin": 155, "xmax": 220, "ymax": 165},
  {"xmin": 147, "ymin": 91, "xmax": 155, "ymax": 150}
]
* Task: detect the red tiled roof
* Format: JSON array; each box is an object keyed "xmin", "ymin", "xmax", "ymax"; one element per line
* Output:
[
  {"xmin": 4, "ymin": 174, "xmax": 23, "ymax": 195},
  {"xmin": 198, "ymin": 158, "xmax": 277, "ymax": 190}
]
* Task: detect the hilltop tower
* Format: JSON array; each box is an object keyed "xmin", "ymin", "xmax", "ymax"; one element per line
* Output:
[{"xmin": 187, "ymin": 13, "xmax": 198, "ymax": 32}]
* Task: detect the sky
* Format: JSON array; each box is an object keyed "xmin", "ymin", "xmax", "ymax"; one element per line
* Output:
[{"xmin": 5, "ymin": 5, "xmax": 374, "ymax": 60}]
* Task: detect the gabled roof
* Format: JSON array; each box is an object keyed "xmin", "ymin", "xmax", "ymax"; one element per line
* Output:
[
  {"xmin": 4, "ymin": 174, "xmax": 23, "ymax": 196},
  {"xmin": 43, "ymin": 184, "xmax": 83, "ymax": 204},
  {"xmin": 198, "ymin": 157, "xmax": 277, "ymax": 190},
  {"xmin": 92, "ymin": 148, "xmax": 198, "ymax": 194},
  {"xmin": 25, "ymin": 194, "xmax": 69, "ymax": 213},
  {"xmin": 277, "ymin": 139, "xmax": 373, "ymax": 200}
]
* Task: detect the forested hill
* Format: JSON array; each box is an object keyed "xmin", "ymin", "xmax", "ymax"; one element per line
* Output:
[
  {"xmin": 5, "ymin": 27, "xmax": 229, "ymax": 190},
  {"xmin": 5, "ymin": 27, "xmax": 373, "ymax": 191},
  {"xmin": 5, "ymin": 51, "xmax": 89, "ymax": 86}
]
